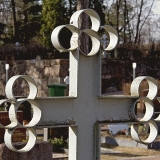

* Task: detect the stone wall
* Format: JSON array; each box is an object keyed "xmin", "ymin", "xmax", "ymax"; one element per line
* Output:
[
  {"xmin": 1, "ymin": 58, "xmax": 159, "ymax": 97},
  {"xmin": 0, "ymin": 58, "xmax": 69, "ymax": 97}
]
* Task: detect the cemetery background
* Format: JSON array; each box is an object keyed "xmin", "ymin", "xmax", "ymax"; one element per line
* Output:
[
  {"xmin": 0, "ymin": 55, "xmax": 160, "ymax": 97},
  {"xmin": 0, "ymin": 52, "xmax": 160, "ymax": 159},
  {"xmin": 2, "ymin": 0, "xmax": 157, "ymax": 159}
]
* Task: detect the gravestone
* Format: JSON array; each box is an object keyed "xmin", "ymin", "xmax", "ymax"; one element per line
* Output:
[{"xmin": 0, "ymin": 111, "xmax": 26, "ymax": 143}]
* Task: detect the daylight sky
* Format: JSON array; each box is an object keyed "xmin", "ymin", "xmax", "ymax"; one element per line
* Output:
[{"xmin": 151, "ymin": 0, "xmax": 160, "ymax": 15}]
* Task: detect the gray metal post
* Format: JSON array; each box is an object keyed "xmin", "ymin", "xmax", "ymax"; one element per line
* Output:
[
  {"xmin": 132, "ymin": 62, "xmax": 136, "ymax": 80},
  {"xmin": 5, "ymin": 64, "xmax": 9, "ymax": 83}
]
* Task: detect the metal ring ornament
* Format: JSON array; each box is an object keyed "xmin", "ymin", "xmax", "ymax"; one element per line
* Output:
[
  {"xmin": 51, "ymin": 9, "xmax": 118, "ymax": 57},
  {"xmin": 78, "ymin": 29, "xmax": 100, "ymax": 56},
  {"xmin": 69, "ymin": 9, "xmax": 101, "ymax": 31},
  {"xmin": 51, "ymin": 25, "xmax": 79, "ymax": 52},
  {"xmin": 130, "ymin": 76, "xmax": 158, "ymax": 100},
  {"xmin": 131, "ymin": 120, "xmax": 158, "ymax": 144},
  {"xmin": 5, "ymin": 75, "xmax": 38, "ymax": 100},
  {"xmin": 154, "ymin": 97, "xmax": 160, "ymax": 121},
  {"xmin": 130, "ymin": 97, "xmax": 154, "ymax": 122},
  {"xmin": 100, "ymin": 25, "xmax": 118, "ymax": 51},
  {"xmin": 130, "ymin": 76, "xmax": 159, "ymax": 145},
  {"xmin": 0, "ymin": 99, "xmax": 18, "ymax": 128},
  {"xmin": 2, "ymin": 75, "xmax": 41, "ymax": 152},
  {"xmin": 16, "ymin": 99, "xmax": 41, "ymax": 127},
  {"xmin": 4, "ymin": 127, "xmax": 37, "ymax": 152}
]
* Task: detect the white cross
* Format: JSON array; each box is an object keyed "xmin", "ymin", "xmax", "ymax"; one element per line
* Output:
[
  {"xmin": 1, "ymin": 9, "xmax": 159, "ymax": 157},
  {"xmin": 36, "ymin": 9, "xmax": 137, "ymax": 160}
]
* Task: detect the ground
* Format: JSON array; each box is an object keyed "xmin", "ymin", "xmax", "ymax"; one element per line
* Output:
[{"xmin": 101, "ymin": 144, "xmax": 160, "ymax": 160}]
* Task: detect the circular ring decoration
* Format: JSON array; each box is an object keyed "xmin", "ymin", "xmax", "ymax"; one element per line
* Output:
[
  {"xmin": 130, "ymin": 97, "xmax": 154, "ymax": 122},
  {"xmin": 51, "ymin": 9, "xmax": 118, "ymax": 56},
  {"xmin": 4, "ymin": 127, "xmax": 37, "ymax": 152},
  {"xmin": 17, "ymin": 99, "xmax": 41, "ymax": 127},
  {"xmin": 5, "ymin": 75, "xmax": 38, "ymax": 100},
  {"xmin": 0, "ymin": 99, "xmax": 18, "ymax": 128},
  {"xmin": 79, "ymin": 29, "xmax": 100, "ymax": 56},
  {"xmin": 130, "ymin": 76, "xmax": 160, "ymax": 145},
  {"xmin": 51, "ymin": 24, "xmax": 79, "ymax": 52},
  {"xmin": 70, "ymin": 9, "xmax": 100, "ymax": 32},
  {"xmin": 2, "ymin": 75, "xmax": 41, "ymax": 152},
  {"xmin": 130, "ymin": 76, "xmax": 158, "ymax": 100},
  {"xmin": 100, "ymin": 25, "xmax": 118, "ymax": 51},
  {"xmin": 131, "ymin": 120, "xmax": 158, "ymax": 144},
  {"xmin": 153, "ymin": 97, "xmax": 160, "ymax": 121}
]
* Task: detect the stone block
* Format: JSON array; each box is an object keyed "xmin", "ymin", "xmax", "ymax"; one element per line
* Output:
[
  {"xmin": 0, "ymin": 141, "xmax": 52, "ymax": 160},
  {"xmin": 54, "ymin": 59, "xmax": 61, "ymax": 65},
  {"xmin": 20, "ymin": 79, "xmax": 28, "ymax": 88},
  {"xmin": 51, "ymin": 65, "xmax": 68, "ymax": 77},
  {"xmin": 37, "ymin": 85, "xmax": 42, "ymax": 91},
  {"xmin": 54, "ymin": 59, "xmax": 69, "ymax": 65},
  {"xmin": 32, "ymin": 71, "xmax": 40, "ymax": 79},
  {"xmin": 35, "ymin": 60, "xmax": 44, "ymax": 69},
  {"xmin": 18, "ymin": 63, "xmax": 27, "ymax": 74},
  {"xmin": 37, "ymin": 91, "xmax": 48, "ymax": 97},
  {"xmin": 44, "ymin": 67, "xmax": 51, "ymax": 77},
  {"xmin": 37, "ymin": 78, "xmax": 48, "ymax": 90},
  {"xmin": 0, "ymin": 63, "xmax": 4, "ymax": 74},
  {"xmin": 24, "ymin": 60, "xmax": 30, "ymax": 65},
  {"xmin": 0, "ymin": 87, "xmax": 5, "ymax": 96},
  {"xmin": 59, "ymin": 65, "xmax": 69, "ymax": 77},
  {"xmin": 48, "ymin": 77, "xmax": 61, "ymax": 84},
  {"xmin": 30, "ymin": 59, "xmax": 36, "ymax": 64},
  {"xmin": 50, "ymin": 67, "xmax": 55, "ymax": 76},
  {"xmin": 60, "ymin": 59, "xmax": 69, "ymax": 65},
  {"xmin": 0, "ymin": 74, "xmax": 5, "ymax": 81},
  {"xmin": 44, "ymin": 60, "xmax": 51, "ymax": 67},
  {"xmin": 51, "ymin": 65, "xmax": 60, "ymax": 77},
  {"xmin": 50, "ymin": 60, "xmax": 56, "ymax": 66},
  {"xmin": 26, "ymin": 65, "xmax": 35, "ymax": 75}
]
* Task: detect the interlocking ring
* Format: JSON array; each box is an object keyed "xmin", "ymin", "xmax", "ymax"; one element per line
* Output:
[
  {"xmin": 0, "ymin": 99, "xmax": 18, "ymax": 128},
  {"xmin": 130, "ymin": 76, "xmax": 159, "ymax": 144},
  {"xmin": 2, "ymin": 75, "xmax": 41, "ymax": 152},
  {"xmin": 4, "ymin": 128, "xmax": 37, "ymax": 152},
  {"xmin": 131, "ymin": 120, "xmax": 158, "ymax": 144},
  {"xmin": 51, "ymin": 9, "xmax": 118, "ymax": 56}
]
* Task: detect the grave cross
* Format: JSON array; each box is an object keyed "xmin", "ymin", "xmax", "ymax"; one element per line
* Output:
[
  {"xmin": 2, "ymin": 8, "xmax": 159, "ymax": 159},
  {"xmin": 36, "ymin": 9, "xmax": 137, "ymax": 160},
  {"xmin": 1, "ymin": 8, "xmax": 159, "ymax": 159}
]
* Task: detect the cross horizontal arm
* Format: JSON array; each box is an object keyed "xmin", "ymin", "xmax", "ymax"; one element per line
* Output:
[
  {"xmin": 35, "ymin": 96, "xmax": 137, "ymax": 128},
  {"xmin": 35, "ymin": 97, "xmax": 76, "ymax": 127},
  {"xmin": 97, "ymin": 96, "xmax": 137, "ymax": 123}
]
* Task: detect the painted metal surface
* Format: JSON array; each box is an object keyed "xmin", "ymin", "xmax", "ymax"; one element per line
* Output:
[
  {"xmin": 50, "ymin": 8, "xmax": 134, "ymax": 160},
  {"xmin": 1, "ymin": 8, "xmax": 159, "ymax": 160},
  {"xmin": 130, "ymin": 76, "xmax": 160, "ymax": 144},
  {"xmin": 2, "ymin": 75, "xmax": 41, "ymax": 152}
]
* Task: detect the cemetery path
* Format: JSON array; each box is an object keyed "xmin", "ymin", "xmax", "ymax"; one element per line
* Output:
[
  {"xmin": 101, "ymin": 145, "xmax": 160, "ymax": 160},
  {"xmin": 118, "ymin": 155, "xmax": 160, "ymax": 160}
]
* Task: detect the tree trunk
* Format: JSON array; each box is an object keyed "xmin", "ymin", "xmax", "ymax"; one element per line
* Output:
[
  {"xmin": 11, "ymin": 0, "xmax": 18, "ymax": 41},
  {"xmin": 134, "ymin": 0, "xmax": 143, "ymax": 44},
  {"xmin": 77, "ymin": 0, "xmax": 89, "ymax": 55},
  {"xmin": 116, "ymin": 0, "xmax": 121, "ymax": 37},
  {"xmin": 123, "ymin": 0, "xmax": 127, "ymax": 43},
  {"xmin": 23, "ymin": 1, "xmax": 29, "ymax": 43}
]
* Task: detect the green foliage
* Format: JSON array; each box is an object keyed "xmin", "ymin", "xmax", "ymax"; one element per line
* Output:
[
  {"xmin": 17, "ymin": 0, "xmax": 42, "ymax": 43},
  {"xmin": 48, "ymin": 138, "xmax": 68, "ymax": 150},
  {"xmin": 40, "ymin": 0, "xmax": 69, "ymax": 49}
]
